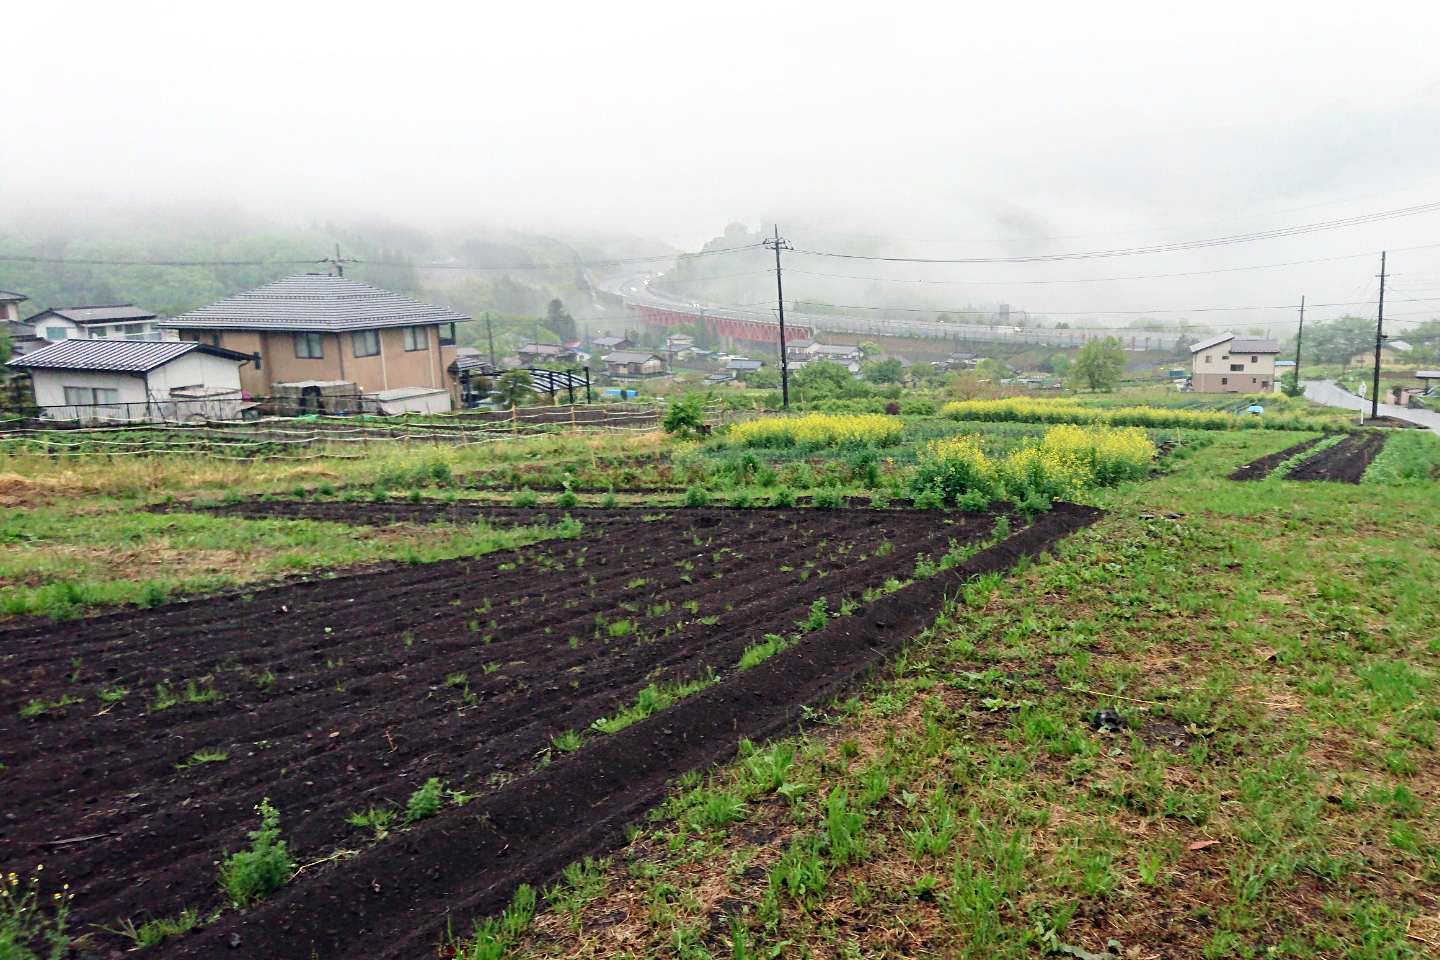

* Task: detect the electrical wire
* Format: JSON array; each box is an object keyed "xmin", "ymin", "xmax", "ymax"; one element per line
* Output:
[{"xmin": 790, "ymin": 201, "xmax": 1440, "ymax": 264}]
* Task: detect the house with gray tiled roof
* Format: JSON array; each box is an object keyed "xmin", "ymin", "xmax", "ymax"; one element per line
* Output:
[
  {"xmin": 7, "ymin": 338, "xmax": 253, "ymax": 421},
  {"xmin": 24, "ymin": 303, "xmax": 166, "ymax": 343},
  {"xmin": 160, "ymin": 274, "xmax": 469, "ymax": 410}
]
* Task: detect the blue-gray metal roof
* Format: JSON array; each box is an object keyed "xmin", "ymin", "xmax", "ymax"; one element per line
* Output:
[
  {"xmin": 6, "ymin": 338, "xmax": 246, "ymax": 373},
  {"xmin": 160, "ymin": 274, "xmax": 470, "ymax": 333},
  {"xmin": 27, "ymin": 304, "xmax": 156, "ymax": 325},
  {"xmin": 0, "ymin": 290, "xmax": 27, "ymax": 303}
]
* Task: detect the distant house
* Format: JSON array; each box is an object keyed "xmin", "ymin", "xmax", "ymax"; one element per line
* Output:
[
  {"xmin": 592, "ymin": 335, "xmax": 631, "ymax": 351},
  {"xmin": 449, "ymin": 348, "xmax": 499, "ymax": 407},
  {"xmin": 1189, "ymin": 334, "xmax": 1279, "ymax": 393},
  {"xmin": 6, "ymin": 338, "xmax": 253, "ymax": 422},
  {"xmin": 516, "ymin": 342, "xmax": 578, "ymax": 366},
  {"xmin": 603, "ymin": 350, "xmax": 667, "ymax": 378},
  {"xmin": 161, "ymin": 274, "xmax": 467, "ymax": 413},
  {"xmin": 2, "ymin": 290, "xmax": 48, "ymax": 359},
  {"xmin": 726, "ymin": 358, "xmax": 765, "ymax": 376},
  {"xmin": 24, "ymin": 304, "xmax": 166, "ymax": 342}
]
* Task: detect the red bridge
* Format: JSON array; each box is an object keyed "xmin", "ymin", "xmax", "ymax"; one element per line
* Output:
[{"xmin": 629, "ymin": 304, "xmax": 811, "ymax": 345}]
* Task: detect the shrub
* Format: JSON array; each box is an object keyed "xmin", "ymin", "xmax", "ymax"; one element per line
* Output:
[
  {"xmin": 556, "ymin": 490, "xmax": 579, "ymax": 509},
  {"xmin": 218, "ymin": 798, "xmax": 294, "ymax": 906},
  {"xmin": 512, "ymin": 488, "xmax": 538, "ymax": 508},
  {"xmin": 812, "ymin": 488, "xmax": 844, "ymax": 509},
  {"xmin": 772, "ymin": 487, "xmax": 797, "ymax": 508},
  {"xmin": 684, "ymin": 485, "xmax": 711, "ymax": 508},
  {"xmin": 727, "ymin": 413, "xmax": 903, "ymax": 450},
  {"xmin": 662, "ymin": 394, "xmax": 707, "ymax": 438}
]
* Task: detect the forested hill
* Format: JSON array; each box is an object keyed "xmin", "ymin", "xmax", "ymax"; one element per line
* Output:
[{"xmin": 0, "ymin": 208, "xmax": 668, "ymax": 338}]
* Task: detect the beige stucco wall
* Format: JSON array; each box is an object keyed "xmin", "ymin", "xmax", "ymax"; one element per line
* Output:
[
  {"xmin": 1191, "ymin": 342, "xmax": 1276, "ymax": 393},
  {"xmin": 179, "ymin": 326, "xmax": 456, "ymax": 397}
]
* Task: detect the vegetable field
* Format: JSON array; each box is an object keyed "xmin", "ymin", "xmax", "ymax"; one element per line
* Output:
[{"xmin": 0, "ymin": 504, "xmax": 1098, "ymax": 957}]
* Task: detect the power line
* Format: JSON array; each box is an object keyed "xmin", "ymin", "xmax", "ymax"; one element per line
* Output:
[
  {"xmin": 0, "ymin": 243, "xmax": 766, "ymax": 272},
  {"xmin": 754, "ymin": 295, "xmax": 1440, "ymax": 317},
  {"xmin": 791, "ymin": 201, "xmax": 1440, "ymax": 264},
  {"xmin": 779, "ymin": 244, "xmax": 1440, "ymax": 287}
]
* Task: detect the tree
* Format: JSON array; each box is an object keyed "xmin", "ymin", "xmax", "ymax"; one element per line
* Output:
[
  {"xmin": 862, "ymin": 357, "xmax": 904, "ymax": 384},
  {"xmin": 1279, "ymin": 370, "xmax": 1304, "ymax": 398},
  {"xmin": 544, "ymin": 299, "xmax": 577, "ymax": 342},
  {"xmin": 1048, "ymin": 353, "xmax": 1072, "ymax": 379},
  {"xmin": 1303, "ymin": 315, "xmax": 1376, "ymax": 368},
  {"xmin": 910, "ymin": 362, "xmax": 945, "ymax": 384},
  {"xmin": 792, "ymin": 361, "xmax": 854, "ymax": 397},
  {"xmin": 662, "ymin": 394, "xmax": 706, "ymax": 438},
  {"xmin": 745, "ymin": 368, "xmax": 780, "ymax": 389},
  {"xmin": 1070, "ymin": 338, "xmax": 1126, "ymax": 391},
  {"xmin": 858, "ymin": 340, "xmax": 880, "ymax": 358},
  {"xmin": 496, "ymin": 370, "xmax": 533, "ymax": 408},
  {"xmin": 0, "ymin": 331, "xmax": 11, "ymax": 366}
]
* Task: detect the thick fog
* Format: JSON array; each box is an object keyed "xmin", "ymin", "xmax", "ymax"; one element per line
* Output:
[{"xmin": 6, "ymin": 0, "xmax": 1440, "ymax": 333}]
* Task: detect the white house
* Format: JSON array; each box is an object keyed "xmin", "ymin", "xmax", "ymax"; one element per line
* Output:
[
  {"xmin": 7, "ymin": 339, "xmax": 253, "ymax": 422},
  {"xmin": 1189, "ymin": 334, "xmax": 1280, "ymax": 393},
  {"xmin": 24, "ymin": 304, "xmax": 170, "ymax": 342}
]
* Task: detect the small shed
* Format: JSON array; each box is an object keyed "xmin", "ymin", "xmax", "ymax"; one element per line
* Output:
[
  {"xmin": 592, "ymin": 335, "xmax": 632, "ymax": 351},
  {"xmin": 6, "ymin": 338, "xmax": 250, "ymax": 421}
]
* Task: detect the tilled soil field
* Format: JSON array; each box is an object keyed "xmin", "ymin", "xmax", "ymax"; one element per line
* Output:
[
  {"xmin": 1286, "ymin": 431, "xmax": 1388, "ymax": 483},
  {"xmin": 1227, "ymin": 436, "xmax": 1324, "ymax": 481},
  {"xmin": 3, "ymin": 506, "xmax": 1004, "ymax": 956}
]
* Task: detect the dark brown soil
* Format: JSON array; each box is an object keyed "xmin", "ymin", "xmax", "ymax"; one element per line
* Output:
[
  {"xmin": 1286, "ymin": 432, "xmax": 1388, "ymax": 483},
  {"xmin": 1227, "ymin": 437, "xmax": 1324, "ymax": 481},
  {"xmin": 2, "ymin": 506, "xmax": 1006, "ymax": 956},
  {"xmin": 155, "ymin": 501, "xmax": 1100, "ymax": 960}
]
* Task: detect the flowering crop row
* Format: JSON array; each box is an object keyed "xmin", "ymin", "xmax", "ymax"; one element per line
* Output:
[
  {"xmin": 939, "ymin": 397, "xmax": 1335, "ymax": 432},
  {"xmin": 912, "ymin": 424, "xmax": 1156, "ymax": 508},
  {"xmin": 726, "ymin": 413, "xmax": 904, "ymax": 450}
]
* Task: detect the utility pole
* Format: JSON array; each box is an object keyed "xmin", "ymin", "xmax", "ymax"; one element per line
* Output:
[
  {"xmin": 763, "ymin": 226, "xmax": 793, "ymax": 408},
  {"xmin": 1293, "ymin": 296, "xmax": 1305, "ymax": 393},
  {"xmin": 319, "ymin": 243, "xmax": 360, "ymax": 278},
  {"xmin": 1371, "ymin": 252, "xmax": 1387, "ymax": 421},
  {"xmin": 484, "ymin": 311, "xmax": 497, "ymax": 369}
]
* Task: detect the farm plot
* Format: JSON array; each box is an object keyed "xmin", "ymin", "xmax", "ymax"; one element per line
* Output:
[
  {"xmin": 1, "ymin": 507, "xmax": 997, "ymax": 954},
  {"xmin": 1226, "ymin": 436, "xmax": 1323, "ymax": 481},
  {"xmin": 1285, "ymin": 430, "xmax": 1388, "ymax": 482}
]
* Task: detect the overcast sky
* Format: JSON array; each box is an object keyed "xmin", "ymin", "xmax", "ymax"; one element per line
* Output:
[{"xmin": 6, "ymin": 0, "xmax": 1440, "ymax": 328}]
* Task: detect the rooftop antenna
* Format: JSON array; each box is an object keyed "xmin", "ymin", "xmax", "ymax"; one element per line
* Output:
[{"xmin": 318, "ymin": 243, "xmax": 361, "ymax": 278}]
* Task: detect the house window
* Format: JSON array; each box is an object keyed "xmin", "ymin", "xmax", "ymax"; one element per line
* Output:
[
  {"xmin": 439, "ymin": 322, "xmax": 455, "ymax": 347},
  {"xmin": 63, "ymin": 386, "xmax": 93, "ymax": 406},
  {"xmin": 353, "ymin": 330, "xmax": 380, "ymax": 357},
  {"xmin": 404, "ymin": 326, "xmax": 429, "ymax": 351},
  {"xmin": 1230, "ymin": 364, "xmax": 1245, "ymax": 372},
  {"xmin": 1221, "ymin": 377, "xmax": 1228, "ymax": 386},
  {"xmin": 94, "ymin": 388, "xmax": 119, "ymax": 405},
  {"xmin": 46, "ymin": 326, "xmax": 67, "ymax": 340},
  {"xmin": 1204, "ymin": 355, "xmax": 1211, "ymax": 363},
  {"xmin": 1251, "ymin": 355, "xmax": 1258, "ymax": 363},
  {"xmin": 210, "ymin": 334, "xmax": 222, "ymax": 347},
  {"xmin": 294, "ymin": 332, "xmax": 324, "ymax": 359}
]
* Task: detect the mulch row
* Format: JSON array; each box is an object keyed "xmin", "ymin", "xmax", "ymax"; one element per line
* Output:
[
  {"xmin": 1285, "ymin": 431, "xmax": 1388, "ymax": 483},
  {"xmin": 1226, "ymin": 436, "xmax": 1325, "ymax": 481}
]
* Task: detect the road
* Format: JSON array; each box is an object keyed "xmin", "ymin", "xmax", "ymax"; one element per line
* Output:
[{"xmin": 1303, "ymin": 379, "xmax": 1440, "ymax": 434}]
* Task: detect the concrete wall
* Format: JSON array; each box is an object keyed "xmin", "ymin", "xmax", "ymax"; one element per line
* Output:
[{"xmin": 1191, "ymin": 342, "xmax": 1276, "ymax": 393}]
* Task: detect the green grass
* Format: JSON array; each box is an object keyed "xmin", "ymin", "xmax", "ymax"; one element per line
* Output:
[
  {"xmin": 1363, "ymin": 430, "xmax": 1440, "ymax": 484},
  {"xmin": 0, "ymin": 508, "xmax": 582, "ymax": 619},
  {"xmin": 488, "ymin": 429, "xmax": 1440, "ymax": 959}
]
